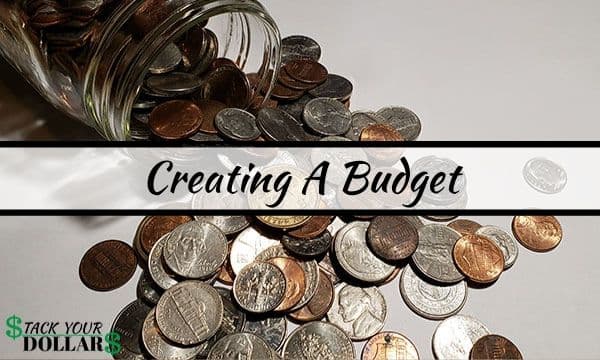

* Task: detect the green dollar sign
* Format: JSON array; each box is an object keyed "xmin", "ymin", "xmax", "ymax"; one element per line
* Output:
[
  {"xmin": 5, "ymin": 315, "xmax": 22, "ymax": 340},
  {"xmin": 104, "ymin": 331, "xmax": 121, "ymax": 355}
]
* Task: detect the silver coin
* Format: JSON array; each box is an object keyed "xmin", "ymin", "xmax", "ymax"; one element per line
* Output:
[
  {"xmin": 148, "ymin": 43, "xmax": 182, "ymax": 74},
  {"xmin": 129, "ymin": 118, "xmax": 151, "ymax": 141},
  {"xmin": 432, "ymin": 315, "xmax": 490, "ymax": 360},
  {"xmin": 303, "ymin": 98, "xmax": 352, "ymax": 136},
  {"xmin": 255, "ymin": 244, "xmax": 320, "ymax": 311},
  {"xmin": 334, "ymin": 221, "xmax": 395, "ymax": 283},
  {"xmin": 326, "ymin": 283, "xmax": 386, "ymax": 341},
  {"xmin": 277, "ymin": 94, "xmax": 313, "ymax": 122},
  {"xmin": 376, "ymin": 106, "xmax": 422, "ymax": 141},
  {"xmin": 476, "ymin": 225, "xmax": 519, "ymax": 269},
  {"xmin": 411, "ymin": 156, "xmax": 466, "ymax": 205},
  {"xmin": 145, "ymin": 72, "xmax": 202, "ymax": 97},
  {"xmin": 163, "ymin": 221, "xmax": 227, "ymax": 279},
  {"xmin": 282, "ymin": 321, "xmax": 355, "ymax": 360},
  {"xmin": 413, "ymin": 224, "xmax": 464, "ymax": 283},
  {"xmin": 188, "ymin": 132, "xmax": 223, "ymax": 143},
  {"xmin": 215, "ymin": 108, "xmax": 261, "ymax": 141},
  {"xmin": 230, "ymin": 227, "xmax": 280, "ymax": 275},
  {"xmin": 282, "ymin": 230, "xmax": 332, "ymax": 258},
  {"xmin": 111, "ymin": 299, "xmax": 152, "ymax": 360},
  {"xmin": 132, "ymin": 111, "xmax": 150, "ymax": 125},
  {"xmin": 281, "ymin": 35, "xmax": 322, "ymax": 63},
  {"xmin": 137, "ymin": 272, "xmax": 163, "ymax": 305},
  {"xmin": 257, "ymin": 108, "xmax": 308, "ymax": 141},
  {"xmin": 233, "ymin": 261, "xmax": 287, "ymax": 313},
  {"xmin": 155, "ymin": 280, "xmax": 223, "ymax": 345},
  {"xmin": 400, "ymin": 266, "xmax": 467, "ymax": 320},
  {"xmin": 523, "ymin": 157, "xmax": 567, "ymax": 194},
  {"xmin": 191, "ymin": 28, "xmax": 218, "ymax": 76},
  {"xmin": 141, "ymin": 309, "xmax": 203, "ymax": 360},
  {"xmin": 344, "ymin": 111, "xmax": 384, "ymax": 141},
  {"xmin": 243, "ymin": 315, "xmax": 287, "ymax": 350},
  {"xmin": 318, "ymin": 252, "xmax": 341, "ymax": 285},
  {"xmin": 132, "ymin": 97, "xmax": 157, "ymax": 111},
  {"xmin": 406, "ymin": 216, "xmax": 425, "ymax": 229},
  {"xmin": 207, "ymin": 332, "xmax": 274, "ymax": 360},
  {"xmin": 148, "ymin": 234, "xmax": 179, "ymax": 290},
  {"xmin": 308, "ymin": 74, "xmax": 353, "ymax": 102},
  {"xmin": 193, "ymin": 216, "xmax": 249, "ymax": 235}
]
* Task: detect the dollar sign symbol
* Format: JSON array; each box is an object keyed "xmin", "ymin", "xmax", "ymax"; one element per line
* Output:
[
  {"xmin": 5, "ymin": 315, "xmax": 23, "ymax": 340},
  {"xmin": 104, "ymin": 332, "xmax": 121, "ymax": 355}
]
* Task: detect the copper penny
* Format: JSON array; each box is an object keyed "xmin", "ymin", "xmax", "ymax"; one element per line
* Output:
[
  {"xmin": 367, "ymin": 216, "xmax": 419, "ymax": 261},
  {"xmin": 270, "ymin": 81, "xmax": 306, "ymax": 101},
  {"xmin": 267, "ymin": 257, "xmax": 307, "ymax": 312},
  {"xmin": 361, "ymin": 331, "xmax": 419, "ymax": 360},
  {"xmin": 148, "ymin": 100, "xmax": 203, "ymax": 140},
  {"xmin": 453, "ymin": 234, "xmax": 505, "ymax": 284},
  {"xmin": 283, "ymin": 59, "xmax": 328, "ymax": 85},
  {"xmin": 448, "ymin": 219, "xmax": 483, "ymax": 236},
  {"xmin": 286, "ymin": 216, "xmax": 333, "ymax": 240},
  {"xmin": 138, "ymin": 216, "xmax": 193, "ymax": 255},
  {"xmin": 288, "ymin": 270, "xmax": 334, "ymax": 322},
  {"xmin": 360, "ymin": 123, "xmax": 404, "ymax": 142},
  {"xmin": 278, "ymin": 68, "xmax": 318, "ymax": 91},
  {"xmin": 512, "ymin": 216, "xmax": 562, "ymax": 252},
  {"xmin": 211, "ymin": 57, "xmax": 238, "ymax": 70},
  {"xmin": 200, "ymin": 66, "xmax": 251, "ymax": 108},
  {"xmin": 79, "ymin": 240, "xmax": 137, "ymax": 292},
  {"xmin": 470, "ymin": 334, "xmax": 523, "ymax": 360},
  {"xmin": 249, "ymin": 96, "xmax": 278, "ymax": 115},
  {"xmin": 217, "ymin": 242, "xmax": 235, "ymax": 285},
  {"xmin": 194, "ymin": 99, "xmax": 227, "ymax": 134}
]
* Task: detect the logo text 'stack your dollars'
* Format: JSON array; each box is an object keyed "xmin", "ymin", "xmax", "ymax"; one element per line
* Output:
[
  {"xmin": 5, "ymin": 315, "xmax": 121, "ymax": 355},
  {"xmin": 146, "ymin": 158, "xmax": 464, "ymax": 208}
]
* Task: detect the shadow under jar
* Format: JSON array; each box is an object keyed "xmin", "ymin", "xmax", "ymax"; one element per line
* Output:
[{"xmin": 0, "ymin": 0, "xmax": 281, "ymax": 140}]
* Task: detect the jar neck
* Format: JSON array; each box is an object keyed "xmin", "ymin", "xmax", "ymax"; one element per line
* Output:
[{"xmin": 84, "ymin": 0, "xmax": 280, "ymax": 140}]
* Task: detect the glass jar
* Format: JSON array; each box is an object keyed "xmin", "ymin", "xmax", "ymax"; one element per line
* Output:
[{"xmin": 0, "ymin": 0, "xmax": 281, "ymax": 140}]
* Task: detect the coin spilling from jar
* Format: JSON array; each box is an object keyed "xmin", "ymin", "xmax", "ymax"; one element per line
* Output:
[{"xmin": 80, "ymin": 214, "xmax": 560, "ymax": 359}]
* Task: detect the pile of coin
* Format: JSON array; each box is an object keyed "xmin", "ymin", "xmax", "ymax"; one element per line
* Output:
[{"xmin": 79, "ymin": 214, "xmax": 562, "ymax": 359}]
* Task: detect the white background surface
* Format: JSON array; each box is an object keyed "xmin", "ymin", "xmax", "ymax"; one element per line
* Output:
[{"xmin": 0, "ymin": 216, "xmax": 599, "ymax": 359}]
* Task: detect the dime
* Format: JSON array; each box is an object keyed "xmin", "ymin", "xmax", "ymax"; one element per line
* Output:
[
  {"xmin": 448, "ymin": 219, "xmax": 482, "ymax": 236},
  {"xmin": 470, "ymin": 334, "xmax": 523, "ymax": 360},
  {"xmin": 361, "ymin": 331, "xmax": 419, "ymax": 360},
  {"xmin": 367, "ymin": 216, "xmax": 419, "ymax": 261},
  {"xmin": 110, "ymin": 300, "xmax": 152, "ymax": 360},
  {"xmin": 163, "ymin": 221, "xmax": 228, "ymax": 279},
  {"xmin": 256, "ymin": 244, "xmax": 320, "ymax": 311},
  {"xmin": 287, "ymin": 216, "xmax": 333, "ymax": 239},
  {"xmin": 256, "ymin": 108, "xmax": 308, "ymax": 141},
  {"xmin": 334, "ymin": 222, "xmax": 396, "ymax": 283},
  {"xmin": 413, "ymin": 224, "xmax": 464, "ymax": 283},
  {"xmin": 200, "ymin": 66, "xmax": 251, "ymax": 108},
  {"xmin": 433, "ymin": 315, "xmax": 490, "ymax": 360},
  {"xmin": 289, "ymin": 269, "xmax": 335, "ymax": 322},
  {"xmin": 282, "ymin": 230, "xmax": 332, "ymax": 258},
  {"xmin": 282, "ymin": 321, "xmax": 355, "ymax": 360},
  {"xmin": 376, "ymin": 106, "xmax": 422, "ymax": 141},
  {"xmin": 476, "ymin": 226, "xmax": 519, "ymax": 269},
  {"xmin": 233, "ymin": 261, "xmax": 287, "ymax": 313},
  {"xmin": 193, "ymin": 215, "xmax": 249, "ymax": 235},
  {"xmin": 137, "ymin": 216, "xmax": 193, "ymax": 255},
  {"xmin": 327, "ymin": 283, "xmax": 387, "ymax": 341},
  {"xmin": 148, "ymin": 234, "xmax": 179, "ymax": 290},
  {"xmin": 194, "ymin": 99, "xmax": 227, "ymax": 134},
  {"xmin": 208, "ymin": 332, "xmax": 274, "ymax": 360},
  {"xmin": 79, "ymin": 240, "xmax": 137, "ymax": 292},
  {"xmin": 453, "ymin": 234, "xmax": 504, "ymax": 284},
  {"xmin": 345, "ymin": 111, "xmax": 384, "ymax": 141},
  {"xmin": 360, "ymin": 123, "xmax": 403, "ymax": 141},
  {"xmin": 400, "ymin": 266, "xmax": 467, "ymax": 320},
  {"xmin": 141, "ymin": 309, "xmax": 203, "ymax": 360},
  {"xmin": 512, "ymin": 216, "xmax": 563, "ymax": 252},
  {"xmin": 303, "ymin": 98, "xmax": 352, "ymax": 136},
  {"xmin": 148, "ymin": 43, "xmax": 182, "ymax": 74},
  {"xmin": 281, "ymin": 35, "xmax": 322, "ymax": 63},
  {"xmin": 267, "ymin": 257, "xmax": 307, "ymax": 312},
  {"xmin": 136, "ymin": 271, "xmax": 163, "ymax": 305},
  {"xmin": 155, "ymin": 280, "xmax": 223, "ymax": 345},
  {"xmin": 243, "ymin": 315, "xmax": 287, "ymax": 350},
  {"xmin": 148, "ymin": 100, "xmax": 203, "ymax": 140},
  {"xmin": 523, "ymin": 157, "xmax": 567, "ymax": 194},
  {"xmin": 229, "ymin": 227, "xmax": 279, "ymax": 275},
  {"xmin": 283, "ymin": 59, "xmax": 328, "ymax": 84},
  {"xmin": 256, "ymin": 216, "xmax": 310, "ymax": 229},
  {"xmin": 144, "ymin": 72, "xmax": 202, "ymax": 96},
  {"xmin": 308, "ymin": 74, "xmax": 353, "ymax": 102},
  {"xmin": 214, "ymin": 108, "xmax": 261, "ymax": 141}
]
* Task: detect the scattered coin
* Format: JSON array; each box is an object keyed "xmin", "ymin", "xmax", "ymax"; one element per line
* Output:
[
  {"xmin": 147, "ymin": 234, "xmax": 179, "ymax": 290},
  {"xmin": 360, "ymin": 123, "xmax": 404, "ymax": 142},
  {"xmin": 208, "ymin": 332, "xmax": 274, "ymax": 360},
  {"xmin": 233, "ymin": 261, "xmax": 287, "ymax": 313},
  {"xmin": 110, "ymin": 299, "xmax": 152, "ymax": 360},
  {"xmin": 432, "ymin": 315, "xmax": 490, "ymax": 360},
  {"xmin": 476, "ymin": 225, "xmax": 519, "ymax": 269},
  {"xmin": 145, "ymin": 72, "xmax": 203, "ymax": 96},
  {"xmin": 214, "ymin": 108, "xmax": 261, "ymax": 141},
  {"xmin": 413, "ymin": 224, "xmax": 464, "ymax": 283},
  {"xmin": 142, "ymin": 308, "xmax": 203, "ymax": 360},
  {"xmin": 303, "ymin": 97, "xmax": 352, "ymax": 136},
  {"xmin": 512, "ymin": 216, "xmax": 563, "ymax": 252},
  {"xmin": 345, "ymin": 111, "xmax": 384, "ymax": 141},
  {"xmin": 136, "ymin": 271, "xmax": 163, "ymax": 305},
  {"xmin": 195, "ymin": 99, "xmax": 228, "ymax": 134},
  {"xmin": 367, "ymin": 216, "xmax": 419, "ymax": 261},
  {"xmin": 309, "ymin": 74, "xmax": 353, "ymax": 101},
  {"xmin": 79, "ymin": 240, "xmax": 137, "ymax": 291},
  {"xmin": 229, "ymin": 227, "xmax": 280, "ymax": 275},
  {"xmin": 362, "ymin": 331, "xmax": 419, "ymax": 360},
  {"xmin": 282, "ymin": 321, "xmax": 355, "ymax": 360},
  {"xmin": 137, "ymin": 216, "xmax": 193, "ymax": 256},
  {"xmin": 453, "ymin": 234, "xmax": 505, "ymax": 284},
  {"xmin": 281, "ymin": 35, "xmax": 322, "ymax": 63},
  {"xmin": 289, "ymin": 269, "xmax": 335, "ymax": 322},
  {"xmin": 523, "ymin": 157, "xmax": 567, "ymax": 194},
  {"xmin": 256, "ymin": 108, "xmax": 308, "ymax": 141},
  {"xmin": 148, "ymin": 43, "xmax": 182, "ymax": 74},
  {"xmin": 470, "ymin": 334, "xmax": 523, "ymax": 360},
  {"xmin": 376, "ymin": 106, "xmax": 422, "ymax": 141},
  {"xmin": 243, "ymin": 315, "xmax": 287, "ymax": 350},
  {"xmin": 200, "ymin": 66, "xmax": 251, "ymax": 108},
  {"xmin": 256, "ymin": 215, "xmax": 311, "ymax": 230},
  {"xmin": 194, "ymin": 215, "xmax": 249, "ymax": 235},
  {"xmin": 267, "ymin": 257, "xmax": 307, "ymax": 312},
  {"xmin": 287, "ymin": 216, "xmax": 333, "ymax": 239},
  {"xmin": 282, "ymin": 230, "xmax": 332, "ymax": 258},
  {"xmin": 284, "ymin": 59, "xmax": 328, "ymax": 85},
  {"xmin": 148, "ymin": 100, "xmax": 203, "ymax": 140},
  {"xmin": 448, "ymin": 219, "xmax": 482, "ymax": 236}
]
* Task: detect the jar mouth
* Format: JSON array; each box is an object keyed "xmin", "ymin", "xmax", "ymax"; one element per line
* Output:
[{"xmin": 84, "ymin": 0, "xmax": 280, "ymax": 141}]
